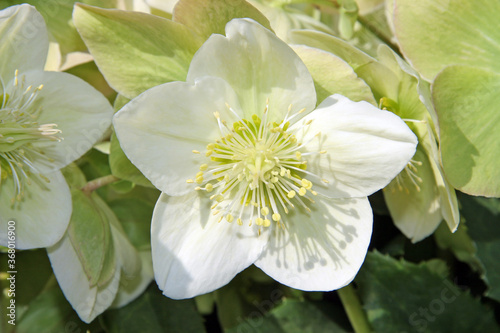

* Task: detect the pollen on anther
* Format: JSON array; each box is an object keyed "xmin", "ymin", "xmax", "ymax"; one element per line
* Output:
[
  {"xmin": 192, "ymin": 150, "xmax": 200, "ymax": 154},
  {"xmin": 299, "ymin": 187, "xmax": 307, "ymax": 196},
  {"xmin": 287, "ymin": 190, "xmax": 296, "ymax": 199},
  {"xmin": 272, "ymin": 213, "xmax": 281, "ymax": 222}
]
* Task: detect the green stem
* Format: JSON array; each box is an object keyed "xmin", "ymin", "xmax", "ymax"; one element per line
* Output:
[
  {"xmin": 81, "ymin": 175, "xmax": 120, "ymax": 195},
  {"xmin": 338, "ymin": 284, "xmax": 372, "ymax": 333}
]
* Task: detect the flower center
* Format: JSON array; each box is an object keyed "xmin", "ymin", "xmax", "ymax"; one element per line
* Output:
[
  {"xmin": 1, "ymin": 70, "xmax": 62, "ymax": 206},
  {"xmin": 188, "ymin": 102, "xmax": 325, "ymax": 232}
]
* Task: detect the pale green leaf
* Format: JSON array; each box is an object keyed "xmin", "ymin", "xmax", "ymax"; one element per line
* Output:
[
  {"xmin": 289, "ymin": 30, "xmax": 375, "ymax": 70},
  {"xmin": 432, "ymin": 65, "xmax": 500, "ymax": 197},
  {"xmin": 292, "ymin": 45, "xmax": 376, "ymax": 106},
  {"xmin": 173, "ymin": 0, "xmax": 272, "ymax": 41},
  {"xmin": 73, "ymin": 4, "xmax": 203, "ymax": 98},
  {"xmin": 67, "ymin": 189, "xmax": 110, "ymax": 287},
  {"xmin": 393, "ymin": 0, "xmax": 500, "ymax": 81},
  {"xmin": 109, "ymin": 132, "xmax": 154, "ymax": 188}
]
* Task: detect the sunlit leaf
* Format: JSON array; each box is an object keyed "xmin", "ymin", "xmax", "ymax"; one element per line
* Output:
[
  {"xmin": 357, "ymin": 251, "xmax": 499, "ymax": 332},
  {"xmin": 73, "ymin": 4, "xmax": 203, "ymax": 98},
  {"xmin": 173, "ymin": 0, "xmax": 272, "ymax": 41},
  {"xmin": 432, "ymin": 66, "xmax": 500, "ymax": 197}
]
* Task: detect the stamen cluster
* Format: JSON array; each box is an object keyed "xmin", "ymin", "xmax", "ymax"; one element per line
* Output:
[
  {"xmin": 187, "ymin": 102, "xmax": 327, "ymax": 232},
  {"xmin": 0, "ymin": 70, "xmax": 62, "ymax": 205}
]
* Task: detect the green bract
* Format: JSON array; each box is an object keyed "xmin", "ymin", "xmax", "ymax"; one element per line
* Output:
[
  {"xmin": 0, "ymin": 4, "xmax": 113, "ymax": 249},
  {"xmin": 392, "ymin": 0, "xmax": 500, "ymax": 197}
]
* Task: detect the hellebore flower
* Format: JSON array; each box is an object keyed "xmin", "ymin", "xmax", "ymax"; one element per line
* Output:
[
  {"xmin": 0, "ymin": 5, "xmax": 113, "ymax": 249},
  {"xmin": 114, "ymin": 19, "xmax": 417, "ymax": 298},
  {"xmin": 357, "ymin": 45, "xmax": 460, "ymax": 242}
]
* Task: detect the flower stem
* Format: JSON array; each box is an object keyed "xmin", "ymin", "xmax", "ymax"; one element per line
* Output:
[
  {"xmin": 337, "ymin": 284, "xmax": 372, "ymax": 333},
  {"xmin": 81, "ymin": 175, "xmax": 120, "ymax": 195}
]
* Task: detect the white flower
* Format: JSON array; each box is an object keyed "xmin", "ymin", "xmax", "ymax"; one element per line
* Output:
[
  {"xmin": 0, "ymin": 5, "xmax": 113, "ymax": 249},
  {"xmin": 114, "ymin": 19, "xmax": 417, "ymax": 298}
]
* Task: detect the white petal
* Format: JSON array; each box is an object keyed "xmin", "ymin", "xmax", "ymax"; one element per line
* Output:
[
  {"xmin": 0, "ymin": 170, "xmax": 71, "ymax": 249},
  {"xmin": 187, "ymin": 18, "xmax": 316, "ymax": 123},
  {"xmin": 47, "ymin": 231, "xmax": 121, "ymax": 323},
  {"xmin": 19, "ymin": 70, "xmax": 113, "ymax": 171},
  {"xmin": 383, "ymin": 148, "xmax": 442, "ymax": 243},
  {"xmin": 254, "ymin": 196, "xmax": 373, "ymax": 291},
  {"xmin": 114, "ymin": 76, "xmax": 242, "ymax": 196},
  {"xmin": 111, "ymin": 250, "xmax": 153, "ymax": 308},
  {"xmin": 0, "ymin": 4, "xmax": 48, "ymax": 81},
  {"xmin": 152, "ymin": 191, "xmax": 269, "ymax": 299},
  {"xmin": 296, "ymin": 94, "xmax": 417, "ymax": 198},
  {"xmin": 106, "ymin": 219, "xmax": 151, "ymax": 308}
]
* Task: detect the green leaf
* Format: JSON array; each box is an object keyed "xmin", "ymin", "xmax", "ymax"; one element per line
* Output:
[
  {"xmin": 432, "ymin": 66, "xmax": 500, "ymax": 196},
  {"xmin": 60, "ymin": 163, "xmax": 87, "ymax": 189},
  {"xmin": 0, "ymin": 249, "xmax": 52, "ymax": 329},
  {"xmin": 67, "ymin": 189, "xmax": 111, "ymax": 287},
  {"xmin": 393, "ymin": 0, "xmax": 500, "ymax": 81},
  {"xmin": 356, "ymin": 252, "xmax": 499, "ymax": 332},
  {"xmin": 173, "ymin": 0, "xmax": 272, "ymax": 41},
  {"xmin": 289, "ymin": 30, "xmax": 375, "ymax": 70},
  {"xmin": 64, "ymin": 60, "xmax": 116, "ymax": 102},
  {"xmin": 101, "ymin": 284, "xmax": 206, "ymax": 333},
  {"xmin": 16, "ymin": 279, "xmax": 99, "ymax": 333},
  {"xmin": 292, "ymin": 45, "xmax": 376, "ymax": 106},
  {"xmin": 78, "ymin": 148, "xmax": 112, "ymax": 181},
  {"xmin": 227, "ymin": 299, "xmax": 349, "ymax": 333},
  {"xmin": 434, "ymin": 221, "xmax": 481, "ymax": 272},
  {"xmin": 108, "ymin": 197, "xmax": 153, "ymax": 251},
  {"xmin": 109, "ymin": 131, "xmax": 154, "ymax": 188},
  {"xmin": 73, "ymin": 4, "xmax": 203, "ymax": 99},
  {"xmin": 460, "ymin": 194, "xmax": 500, "ymax": 302}
]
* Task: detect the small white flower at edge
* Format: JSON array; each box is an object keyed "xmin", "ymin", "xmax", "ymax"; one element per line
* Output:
[{"xmin": 0, "ymin": 5, "xmax": 113, "ymax": 249}]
